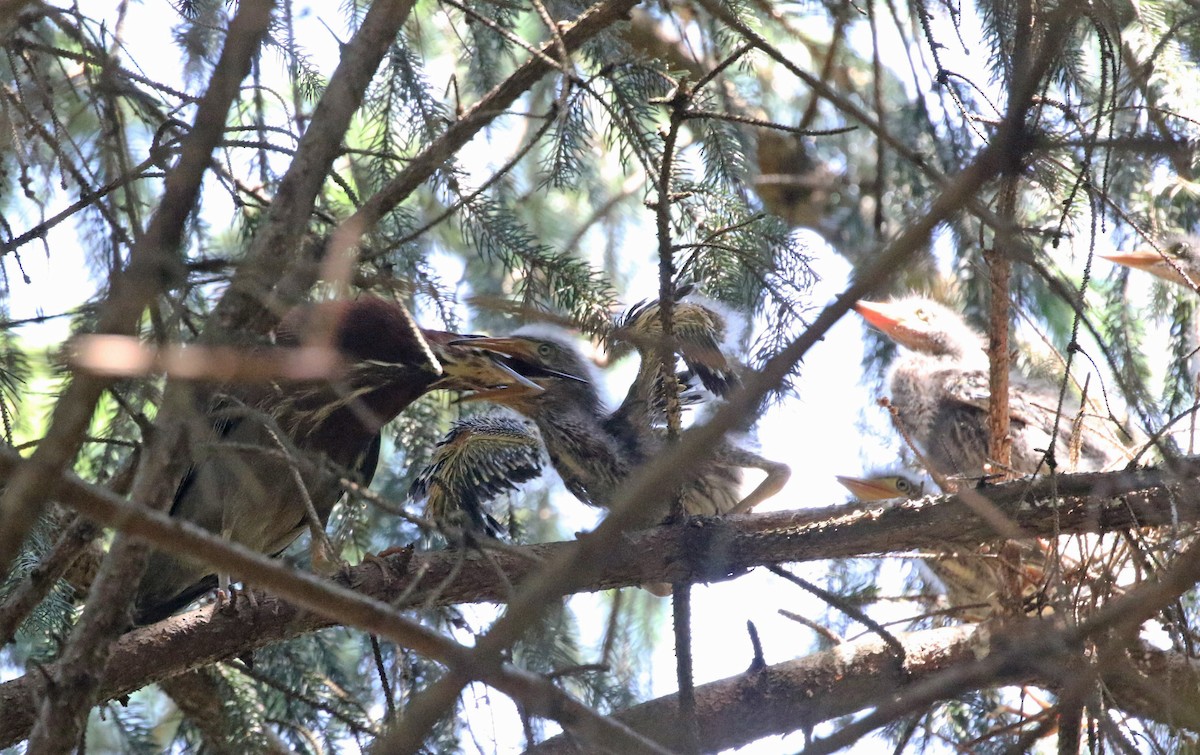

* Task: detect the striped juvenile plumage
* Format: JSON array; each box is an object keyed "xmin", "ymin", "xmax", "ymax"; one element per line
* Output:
[
  {"xmin": 413, "ymin": 294, "xmax": 789, "ymax": 531},
  {"xmin": 412, "ymin": 414, "xmax": 545, "ymax": 537}
]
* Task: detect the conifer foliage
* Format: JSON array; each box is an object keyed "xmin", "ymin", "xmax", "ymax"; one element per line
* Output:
[{"xmin": 2, "ymin": 0, "xmax": 1200, "ymax": 752}]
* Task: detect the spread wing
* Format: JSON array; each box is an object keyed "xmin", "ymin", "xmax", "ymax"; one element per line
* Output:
[
  {"xmin": 610, "ymin": 292, "xmax": 742, "ymax": 397},
  {"xmin": 410, "ymin": 414, "xmax": 546, "ymax": 537}
]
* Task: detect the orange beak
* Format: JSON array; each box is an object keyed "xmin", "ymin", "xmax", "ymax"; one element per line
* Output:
[
  {"xmin": 1100, "ymin": 249, "xmax": 1161, "ymax": 271},
  {"xmin": 1100, "ymin": 249, "xmax": 1191, "ymax": 286},
  {"xmin": 853, "ymin": 300, "xmax": 904, "ymax": 337},
  {"xmin": 835, "ymin": 475, "xmax": 915, "ymax": 502}
]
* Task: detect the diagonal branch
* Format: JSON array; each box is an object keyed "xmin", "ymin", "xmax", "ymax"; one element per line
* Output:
[
  {"xmin": 0, "ymin": 448, "xmax": 669, "ymax": 754},
  {"xmin": 372, "ymin": 130, "xmax": 1008, "ymax": 748},
  {"xmin": 20, "ymin": 3, "xmax": 277, "ymax": 750},
  {"xmin": 0, "ymin": 454, "xmax": 1196, "ymax": 747},
  {"xmin": 273, "ymin": 0, "xmax": 642, "ymax": 313},
  {"xmin": 210, "ymin": 0, "xmax": 421, "ymax": 335},
  {"xmin": 0, "ymin": 0, "xmax": 272, "ymax": 574}
]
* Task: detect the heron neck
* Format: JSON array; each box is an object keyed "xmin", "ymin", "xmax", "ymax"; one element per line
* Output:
[{"xmin": 526, "ymin": 401, "xmax": 633, "ymax": 508}]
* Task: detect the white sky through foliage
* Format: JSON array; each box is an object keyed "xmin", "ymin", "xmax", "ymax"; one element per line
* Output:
[{"xmin": 1, "ymin": 2, "xmax": 1164, "ymax": 753}]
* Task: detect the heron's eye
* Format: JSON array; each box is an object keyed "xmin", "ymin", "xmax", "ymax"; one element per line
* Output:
[
  {"xmin": 537, "ymin": 342, "xmax": 554, "ymax": 358},
  {"xmin": 895, "ymin": 478, "xmax": 912, "ymax": 494}
]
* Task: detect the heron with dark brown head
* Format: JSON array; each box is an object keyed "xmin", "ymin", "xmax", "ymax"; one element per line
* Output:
[{"xmin": 133, "ymin": 296, "xmax": 533, "ymax": 624}]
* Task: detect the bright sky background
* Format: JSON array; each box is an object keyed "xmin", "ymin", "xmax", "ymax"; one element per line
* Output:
[{"xmin": 1, "ymin": 2, "xmax": 1156, "ymax": 753}]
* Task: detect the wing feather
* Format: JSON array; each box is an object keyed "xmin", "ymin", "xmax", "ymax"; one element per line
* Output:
[{"xmin": 411, "ymin": 414, "xmax": 545, "ymax": 537}]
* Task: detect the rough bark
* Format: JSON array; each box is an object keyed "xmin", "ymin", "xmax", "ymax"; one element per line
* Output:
[
  {"xmin": 1, "ymin": 461, "xmax": 1197, "ymax": 748},
  {"xmin": 530, "ymin": 628, "xmax": 1200, "ymax": 753}
]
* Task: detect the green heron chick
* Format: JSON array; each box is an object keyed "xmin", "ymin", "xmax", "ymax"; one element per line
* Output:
[
  {"xmin": 133, "ymin": 296, "xmax": 533, "ymax": 624},
  {"xmin": 1102, "ymin": 235, "xmax": 1200, "ymax": 288},
  {"xmin": 835, "ymin": 473, "xmax": 924, "ymax": 502},
  {"xmin": 411, "ymin": 413, "xmax": 545, "ymax": 538},
  {"xmin": 836, "ymin": 472, "xmax": 1047, "ymax": 620},
  {"xmin": 607, "ymin": 286, "xmax": 744, "ymax": 398},
  {"xmin": 458, "ymin": 326, "xmax": 790, "ymax": 525},
  {"xmin": 854, "ymin": 297, "xmax": 1130, "ymax": 480}
]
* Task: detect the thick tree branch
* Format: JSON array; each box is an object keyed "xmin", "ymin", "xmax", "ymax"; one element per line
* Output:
[
  {"xmin": 0, "ymin": 0, "xmax": 272, "ymax": 575},
  {"xmin": 0, "ymin": 449, "xmax": 668, "ymax": 754},
  {"xmin": 372, "ymin": 132, "xmax": 1007, "ymax": 750},
  {"xmin": 0, "ymin": 455, "xmax": 1196, "ymax": 747},
  {"xmin": 17, "ymin": 4, "xmax": 276, "ymax": 752},
  {"xmin": 530, "ymin": 627, "xmax": 1200, "ymax": 753},
  {"xmin": 290, "ymin": 0, "xmax": 641, "ymax": 307}
]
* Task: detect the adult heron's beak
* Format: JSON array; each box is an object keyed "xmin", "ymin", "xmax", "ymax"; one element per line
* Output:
[{"xmin": 449, "ymin": 337, "xmax": 589, "ymax": 383}]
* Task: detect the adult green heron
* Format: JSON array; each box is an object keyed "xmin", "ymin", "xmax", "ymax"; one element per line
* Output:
[
  {"xmin": 442, "ymin": 324, "xmax": 787, "ymax": 521},
  {"xmin": 1102, "ymin": 235, "xmax": 1200, "ymax": 288},
  {"xmin": 854, "ymin": 296, "xmax": 1131, "ymax": 480},
  {"xmin": 133, "ymin": 296, "xmax": 534, "ymax": 624}
]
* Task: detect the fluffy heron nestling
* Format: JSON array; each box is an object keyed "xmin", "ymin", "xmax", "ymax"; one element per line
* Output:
[
  {"xmin": 836, "ymin": 472, "xmax": 1051, "ymax": 620},
  {"xmin": 854, "ymin": 296, "xmax": 1131, "ymax": 480}
]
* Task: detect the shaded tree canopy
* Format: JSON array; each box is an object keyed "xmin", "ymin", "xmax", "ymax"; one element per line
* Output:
[{"xmin": 2, "ymin": 0, "xmax": 1200, "ymax": 752}]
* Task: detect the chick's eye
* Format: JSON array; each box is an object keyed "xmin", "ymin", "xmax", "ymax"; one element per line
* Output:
[
  {"xmin": 537, "ymin": 343, "xmax": 554, "ymax": 358},
  {"xmin": 895, "ymin": 478, "xmax": 911, "ymax": 493}
]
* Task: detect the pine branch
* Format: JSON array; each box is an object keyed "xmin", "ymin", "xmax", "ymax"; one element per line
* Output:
[
  {"xmin": 0, "ymin": 0, "xmax": 273, "ymax": 573},
  {"xmin": 273, "ymin": 0, "xmax": 644, "ymax": 329},
  {"xmin": 209, "ymin": 0, "xmax": 422, "ymax": 336},
  {"xmin": 0, "ymin": 516, "xmax": 99, "ymax": 646},
  {"xmin": 530, "ymin": 627, "xmax": 1200, "ymax": 753},
  {"xmin": 1, "ymin": 452, "xmax": 1199, "ymax": 748},
  {"xmin": 19, "ymin": 5, "xmax": 277, "ymax": 748}
]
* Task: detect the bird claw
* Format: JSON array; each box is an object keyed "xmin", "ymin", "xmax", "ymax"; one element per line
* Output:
[
  {"xmin": 214, "ymin": 583, "xmax": 259, "ymax": 615},
  {"xmin": 310, "ymin": 538, "xmax": 345, "ymax": 577},
  {"xmin": 361, "ymin": 552, "xmax": 392, "ymax": 582},
  {"xmin": 357, "ymin": 546, "xmax": 412, "ymax": 584}
]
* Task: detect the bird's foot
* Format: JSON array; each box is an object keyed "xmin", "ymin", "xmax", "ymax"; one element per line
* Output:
[
  {"xmin": 213, "ymin": 583, "xmax": 259, "ymax": 615},
  {"xmin": 356, "ymin": 546, "xmax": 413, "ymax": 584},
  {"xmin": 641, "ymin": 582, "xmax": 673, "ymax": 597},
  {"xmin": 310, "ymin": 537, "xmax": 345, "ymax": 577}
]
